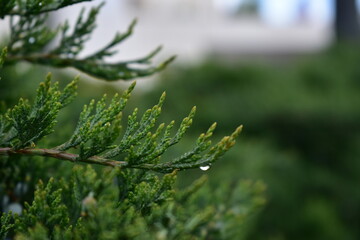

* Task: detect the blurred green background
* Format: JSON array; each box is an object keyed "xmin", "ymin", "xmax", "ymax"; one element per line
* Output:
[
  {"xmin": 2, "ymin": 43, "xmax": 360, "ymax": 239},
  {"xmin": 138, "ymin": 44, "xmax": 360, "ymax": 240}
]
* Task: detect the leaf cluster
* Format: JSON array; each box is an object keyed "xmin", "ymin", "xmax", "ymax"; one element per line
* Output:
[
  {"xmin": 1, "ymin": 166, "xmax": 265, "ymax": 240},
  {"xmin": 3, "ymin": 74, "xmax": 77, "ymax": 149}
]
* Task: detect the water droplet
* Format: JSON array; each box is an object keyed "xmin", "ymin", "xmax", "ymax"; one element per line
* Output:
[
  {"xmin": 200, "ymin": 165, "xmax": 210, "ymax": 171},
  {"xmin": 28, "ymin": 37, "xmax": 35, "ymax": 44}
]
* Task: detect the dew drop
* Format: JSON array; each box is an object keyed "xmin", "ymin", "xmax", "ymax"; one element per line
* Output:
[
  {"xmin": 200, "ymin": 165, "xmax": 210, "ymax": 171},
  {"xmin": 28, "ymin": 37, "xmax": 35, "ymax": 44}
]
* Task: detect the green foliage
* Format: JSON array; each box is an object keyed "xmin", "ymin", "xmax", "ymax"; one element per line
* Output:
[
  {"xmin": 5, "ymin": 74, "xmax": 77, "ymax": 149},
  {"xmin": 2, "ymin": 0, "xmax": 175, "ymax": 81},
  {"xmin": 0, "ymin": 1, "xmax": 262, "ymax": 239},
  {"xmin": 0, "ymin": 212, "xmax": 14, "ymax": 240}
]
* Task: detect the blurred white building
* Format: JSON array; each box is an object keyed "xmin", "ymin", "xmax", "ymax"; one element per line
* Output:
[{"xmin": 52, "ymin": 0, "xmax": 334, "ymax": 64}]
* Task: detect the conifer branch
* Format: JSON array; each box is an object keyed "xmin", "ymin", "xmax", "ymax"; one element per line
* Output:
[
  {"xmin": 6, "ymin": 53, "xmax": 176, "ymax": 81},
  {"xmin": 0, "ymin": 76, "xmax": 242, "ymax": 173},
  {"xmin": 0, "ymin": 123, "xmax": 241, "ymax": 171},
  {"xmin": 0, "ymin": 124, "xmax": 242, "ymax": 172},
  {"xmin": 3, "ymin": 2, "xmax": 175, "ymax": 81}
]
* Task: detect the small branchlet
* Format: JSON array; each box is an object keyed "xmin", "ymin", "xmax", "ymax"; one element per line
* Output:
[
  {"xmin": 56, "ymin": 82, "xmax": 135, "ymax": 152},
  {"xmin": 0, "ymin": 77, "xmax": 242, "ymax": 173},
  {"xmin": 15, "ymin": 178, "xmax": 69, "ymax": 234},
  {"xmin": 127, "ymin": 170, "xmax": 177, "ymax": 214},
  {"xmin": 147, "ymin": 125, "xmax": 243, "ymax": 173},
  {"xmin": 5, "ymin": 74, "xmax": 78, "ymax": 149},
  {"xmin": 2, "ymin": 2, "xmax": 175, "ymax": 81},
  {"xmin": 0, "ymin": 212, "xmax": 14, "ymax": 240}
]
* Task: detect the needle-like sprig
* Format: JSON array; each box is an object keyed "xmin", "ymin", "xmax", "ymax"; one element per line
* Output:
[{"xmin": 0, "ymin": 75, "xmax": 242, "ymax": 173}]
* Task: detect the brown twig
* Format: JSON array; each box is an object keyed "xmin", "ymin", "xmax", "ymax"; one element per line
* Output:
[{"xmin": 0, "ymin": 147, "xmax": 127, "ymax": 168}]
